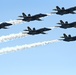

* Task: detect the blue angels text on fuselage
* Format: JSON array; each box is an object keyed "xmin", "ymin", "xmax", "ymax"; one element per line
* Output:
[
  {"xmin": 52, "ymin": 6, "xmax": 76, "ymax": 15},
  {"xmin": 55, "ymin": 20, "xmax": 76, "ymax": 29},
  {"xmin": 60, "ymin": 33, "xmax": 76, "ymax": 42},
  {"xmin": 17, "ymin": 12, "xmax": 48, "ymax": 22},
  {"xmin": 0, "ymin": 22, "xmax": 12, "ymax": 29},
  {"xmin": 23, "ymin": 26, "xmax": 51, "ymax": 35}
]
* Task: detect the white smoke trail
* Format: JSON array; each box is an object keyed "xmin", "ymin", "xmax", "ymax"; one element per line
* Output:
[
  {"xmin": 0, "ymin": 32, "xmax": 29, "ymax": 43},
  {"xmin": 0, "ymin": 39, "xmax": 59, "ymax": 55},
  {"xmin": 6, "ymin": 20, "xmax": 25, "ymax": 25},
  {"xmin": 46, "ymin": 13, "xmax": 53, "ymax": 16},
  {"xmin": 48, "ymin": 26, "xmax": 58, "ymax": 30}
]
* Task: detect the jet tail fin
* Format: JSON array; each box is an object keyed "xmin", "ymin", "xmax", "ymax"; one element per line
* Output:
[
  {"xmin": 18, "ymin": 12, "xmax": 27, "ymax": 17},
  {"xmin": 57, "ymin": 20, "xmax": 64, "ymax": 25},
  {"xmin": 56, "ymin": 6, "xmax": 61, "ymax": 10},
  {"xmin": 61, "ymin": 33, "xmax": 68, "ymax": 38},
  {"xmin": 23, "ymin": 26, "xmax": 32, "ymax": 31},
  {"xmin": 61, "ymin": 34, "xmax": 72, "ymax": 39},
  {"xmin": 24, "ymin": 27, "xmax": 36, "ymax": 31},
  {"xmin": 53, "ymin": 6, "xmax": 60, "ymax": 11},
  {"xmin": 27, "ymin": 26, "xmax": 32, "ymax": 31},
  {"xmin": 60, "ymin": 20, "xmax": 64, "ymax": 24},
  {"xmin": 22, "ymin": 12, "xmax": 27, "ymax": 17}
]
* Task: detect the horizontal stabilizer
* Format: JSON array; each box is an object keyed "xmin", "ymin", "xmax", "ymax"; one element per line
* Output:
[
  {"xmin": 18, "ymin": 16, "xmax": 23, "ymax": 17},
  {"xmin": 57, "ymin": 23, "xmax": 61, "ymax": 25},
  {"xmin": 53, "ymin": 9, "xmax": 57, "ymax": 11},
  {"xmin": 23, "ymin": 29, "xmax": 28, "ymax": 31}
]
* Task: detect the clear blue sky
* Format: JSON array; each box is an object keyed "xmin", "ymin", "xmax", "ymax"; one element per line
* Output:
[{"xmin": 0, "ymin": 0, "xmax": 76, "ymax": 75}]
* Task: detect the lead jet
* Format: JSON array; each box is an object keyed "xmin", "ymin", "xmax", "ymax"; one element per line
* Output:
[
  {"xmin": 52, "ymin": 6, "xmax": 76, "ymax": 15},
  {"xmin": 18, "ymin": 12, "xmax": 48, "ymax": 22},
  {"xmin": 0, "ymin": 22, "xmax": 12, "ymax": 29},
  {"xmin": 23, "ymin": 26, "xmax": 51, "ymax": 35},
  {"xmin": 55, "ymin": 20, "xmax": 76, "ymax": 29},
  {"xmin": 60, "ymin": 33, "xmax": 76, "ymax": 42}
]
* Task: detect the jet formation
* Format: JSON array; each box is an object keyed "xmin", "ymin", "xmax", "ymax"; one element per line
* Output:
[
  {"xmin": 0, "ymin": 22, "xmax": 12, "ymax": 29},
  {"xmin": 0, "ymin": 6, "xmax": 76, "ymax": 42},
  {"xmin": 52, "ymin": 6, "xmax": 76, "ymax": 15},
  {"xmin": 55, "ymin": 20, "xmax": 76, "ymax": 29},
  {"xmin": 18, "ymin": 12, "xmax": 48, "ymax": 22},
  {"xmin": 60, "ymin": 33, "xmax": 76, "ymax": 42},
  {"xmin": 23, "ymin": 26, "xmax": 51, "ymax": 35}
]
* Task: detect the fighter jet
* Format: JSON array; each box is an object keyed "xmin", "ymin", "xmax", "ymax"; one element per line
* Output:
[
  {"xmin": 52, "ymin": 6, "xmax": 76, "ymax": 15},
  {"xmin": 60, "ymin": 33, "xmax": 76, "ymax": 42},
  {"xmin": 55, "ymin": 20, "xmax": 76, "ymax": 29},
  {"xmin": 18, "ymin": 12, "xmax": 48, "ymax": 22},
  {"xmin": 0, "ymin": 22, "xmax": 12, "ymax": 29},
  {"xmin": 23, "ymin": 26, "xmax": 51, "ymax": 35}
]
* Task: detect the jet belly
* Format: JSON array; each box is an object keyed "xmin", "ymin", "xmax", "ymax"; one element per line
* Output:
[
  {"xmin": 64, "ymin": 37, "xmax": 76, "ymax": 42},
  {"xmin": 27, "ymin": 31, "xmax": 39, "ymax": 35}
]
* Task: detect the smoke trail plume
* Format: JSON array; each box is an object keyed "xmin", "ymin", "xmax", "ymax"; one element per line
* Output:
[
  {"xmin": 6, "ymin": 20, "xmax": 25, "ymax": 25},
  {"xmin": 0, "ymin": 32, "xmax": 29, "ymax": 43},
  {"xmin": 46, "ymin": 13, "xmax": 53, "ymax": 16},
  {"xmin": 0, "ymin": 39, "xmax": 59, "ymax": 55},
  {"xmin": 46, "ymin": 26, "xmax": 58, "ymax": 30}
]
